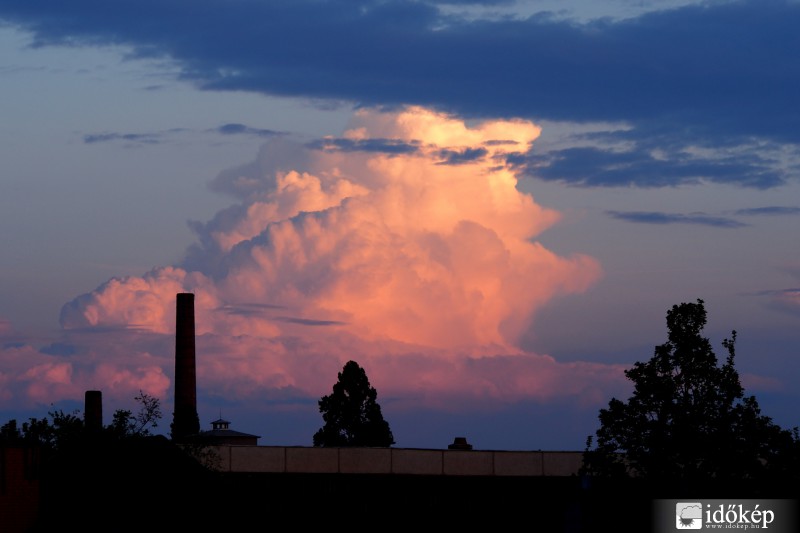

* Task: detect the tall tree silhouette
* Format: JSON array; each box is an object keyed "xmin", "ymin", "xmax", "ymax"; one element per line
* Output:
[
  {"xmin": 583, "ymin": 299, "xmax": 799, "ymax": 487},
  {"xmin": 313, "ymin": 360, "xmax": 395, "ymax": 447}
]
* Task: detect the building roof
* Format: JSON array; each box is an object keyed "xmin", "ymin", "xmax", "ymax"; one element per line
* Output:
[{"xmin": 196, "ymin": 418, "xmax": 260, "ymax": 444}]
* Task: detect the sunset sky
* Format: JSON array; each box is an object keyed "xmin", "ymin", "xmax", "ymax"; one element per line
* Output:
[{"xmin": 1, "ymin": 0, "xmax": 798, "ymax": 450}]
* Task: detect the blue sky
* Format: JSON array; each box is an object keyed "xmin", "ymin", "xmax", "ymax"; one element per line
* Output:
[{"xmin": 0, "ymin": 0, "xmax": 798, "ymax": 450}]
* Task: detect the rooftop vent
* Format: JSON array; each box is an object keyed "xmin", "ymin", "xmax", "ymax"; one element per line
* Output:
[{"xmin": 448, "ymin": 437, "xmax": 473, "ymax": 450}]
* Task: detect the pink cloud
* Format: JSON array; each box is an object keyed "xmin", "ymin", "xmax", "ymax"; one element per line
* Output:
[
  {"xmin": 9, "ymin": 107, "xmax": 625, "ymax": 416},
  {"xmin": 0, "ymin": 327, "xmax": 172, "ymax": 412}
]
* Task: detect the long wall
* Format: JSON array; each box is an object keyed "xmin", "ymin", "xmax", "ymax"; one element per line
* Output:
[{"xmin": 208, "ymin": 445, "xmax": 585, "ymax": 477}]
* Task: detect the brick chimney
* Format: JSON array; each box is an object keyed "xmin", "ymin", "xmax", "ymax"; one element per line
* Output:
[
  {"xmin": 84, "ymin": 390, "xmax": 103, "ymax": 432},
  {"xmin": 172, "ymin": 292, "xmax": 200, "ymax": 440}
]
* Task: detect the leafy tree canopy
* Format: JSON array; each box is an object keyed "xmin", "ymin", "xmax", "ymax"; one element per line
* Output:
[
  {"xmin": 0, "ymin": 390, "xmax": 163, "ymax": 450},
  {"xmin": 313, "ymin": 360, "xmax": 395, "ymax": 447},
  {"xmin": 583, "ymin": 299, "xmax": 799, "ymax": 486}
]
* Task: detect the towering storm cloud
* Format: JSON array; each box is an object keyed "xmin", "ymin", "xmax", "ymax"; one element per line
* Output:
[{"xmin": 49, "ymin": 107, "xmax": 614, "ymax": 410}]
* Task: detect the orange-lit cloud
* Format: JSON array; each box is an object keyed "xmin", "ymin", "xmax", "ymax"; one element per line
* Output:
[{"xmin": 13, "ymin": 107, "xmax": 617, "ymax": 413}]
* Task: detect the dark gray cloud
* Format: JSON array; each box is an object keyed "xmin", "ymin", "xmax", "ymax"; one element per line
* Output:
[
  {"xmin": 306, "ymin": 137, "xmax": 421, "ymax": 154},
  {"xmin": 39, "ymin": 342, "xmax": 77, "ymax": 356},
  {"xmin": 436, "ymin": 147, "xmax": 489, "ymax": 165},
  {"xmin": 218, "ymin": 303, "xmax": 286, "ymax": 317},
  {"xmin": 3, "ymin": 0, "xmax": 799, "ymax": 187},
  {"xmin": 83, "ymin": 132, "xmax": 163, "ymax": 145},
  {"xmin": 84, "ymin": 124, "xmax": 280, "ymax": 145},
  {"xmin": 606, "ymin": 210, "xmax": 747, "ymax": 227},
  {"xmin": 735, "ymin": 206, "xmax": 800, "ymax": 216},
  {"xmin": 757, "ymin": 288, "xmax": 800, "ymax": 316},
  {"xmin": 3, "ymin": 341, "xmax": 26, "ymax": 350},
  {"xmin": 426, "ymin": 0, "xmax": 514, "ymax": 4},
  {"xmin": 215, "ymin": 305, "xmax": 348, "ymax": 327},
  {"xmin": 274, "ymin": 316, "xmax": 348, "ymax": 327},
  {"xmin": 214, "ymin": 123, "xmax": 283, "ymax": 138},
  {"xmin": 524, "ymin": 142, "xmax": 787, "ymax": 188}
]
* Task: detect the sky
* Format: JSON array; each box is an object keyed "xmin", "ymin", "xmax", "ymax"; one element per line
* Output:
[{"xmin": 0, "ymin": 0, "xmax": 798, "ymax": 451}]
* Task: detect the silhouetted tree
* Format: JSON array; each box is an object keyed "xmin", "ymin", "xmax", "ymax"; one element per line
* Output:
[
  {"xmin": 14, "ymin": 409, "xmax": 85, "ymax": 451},
  {"xmin": 0, "ymin": 418, "xmax": 21, "ymax": 443},
  {"xmin": 0, "ymin": 391, "xmax": 164, "ymax": 450},
  {"xmin": 313, "ymin": 360, "xmax": 395, "ymax": 447},
  {"xmin": 583, "ymin": 299, "xmax": 799, "ymax": 489},
  {"xmin": 107, "ymin": 390, "xmax": 163, "ymax": 439}
]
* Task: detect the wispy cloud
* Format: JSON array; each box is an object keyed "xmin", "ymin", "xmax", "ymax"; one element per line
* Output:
[
  {"xmin": 83, "ymin": 132, "xmax": 164, "ymax": 145},
  {"xmin": 307, "ymin": 137, "xmax": 421, "ymax": 154},
  {"xmin": 525, "ymin": 141, "xmax": 787, "ymax": 189},
  {"xmin": 758, "ymin": 288, "xmax": 800, "ymax": 316},
  {"xmin": 274, "ymin": 316, "xmax": 348, "ymax": 327},
  {"xmin": 217, "ymin": 303, "xmax": 286, "ymax": 317},
  {"xmin": 606, "ymin": 210, "xmax": 747, "ymax": 228},
  {"xmin": 214, "ymin": 123, "xmax": 283, "ymax": 138},
  {"xmin": 83, "ymin": 123, "xmax": 284, "ymax": 145},
  {"xmin": 735, "ymin": 206, "xmax": 800, "ymax": 216},
  {"xmin": 436, "ymin": 147, "xmax": 489, "ymax": 165}
]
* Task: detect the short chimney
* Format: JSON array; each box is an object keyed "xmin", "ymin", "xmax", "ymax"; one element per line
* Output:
[{"xmin": 84, "ymin": 390, "xmax": 103, "ymax": 432}]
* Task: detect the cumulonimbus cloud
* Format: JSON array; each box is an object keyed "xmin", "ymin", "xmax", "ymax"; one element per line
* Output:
[{"xmin": 10, "ymin": 107, "xmax": 619, "ymax": 413}]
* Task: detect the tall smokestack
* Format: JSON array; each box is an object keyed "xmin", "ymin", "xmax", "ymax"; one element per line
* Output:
[{"xmin": 172, "ymin": 292, "xmax": 199, "ymax": 441}]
